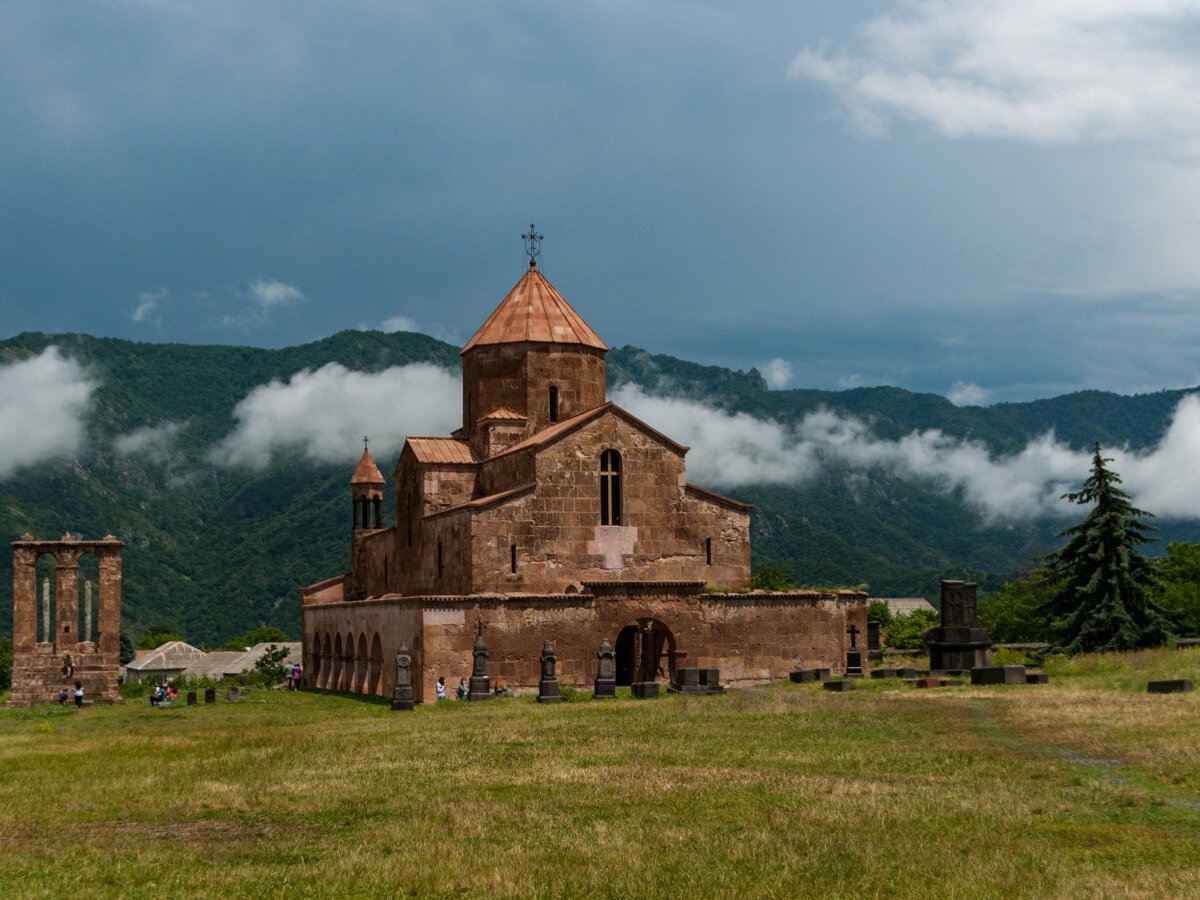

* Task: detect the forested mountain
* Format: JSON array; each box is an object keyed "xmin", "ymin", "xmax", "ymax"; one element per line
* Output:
[{"xmin": 2, "ymin": 330, "xmax": 1197, "ymax": 646}]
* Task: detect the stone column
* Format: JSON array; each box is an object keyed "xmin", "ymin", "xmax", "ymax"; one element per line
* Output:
[
  {"xmin": 42, "ymin": 577, "xmax": 51, "ymax": 644},
  {"xmin": 84, "ymin": 580, "xmax": 93, "ymax": 644},
  {"xmin": 55, "ymin": 547, "xmax": 80, "ymax": 651},
  {"xmin": 12, "ymin": 543, "xmax": 38, "ymax": 654},
  {"xmin": 97, "ymin": 541, "xmax": 123, "ymax": 655}
]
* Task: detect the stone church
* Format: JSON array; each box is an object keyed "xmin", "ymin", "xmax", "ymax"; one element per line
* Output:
[{"xmin": 302, "ymin": 253, "xmax": 865, "ymax": 702}]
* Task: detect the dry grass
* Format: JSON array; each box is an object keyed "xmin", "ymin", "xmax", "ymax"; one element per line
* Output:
[{"xmin": 0, "ymin": 654, "xmax": 1198, "ymax": 898}]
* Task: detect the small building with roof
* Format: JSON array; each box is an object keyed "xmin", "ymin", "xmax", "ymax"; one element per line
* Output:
[
  {"xmin": 123, "ymin": 641, "xmax": 207, "ymax": 684},
  {"xmin": 302, "ymin": 246, "xmax": 866, "ymax": 703}
]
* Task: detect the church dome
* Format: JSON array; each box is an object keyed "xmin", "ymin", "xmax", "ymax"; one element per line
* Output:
[{"xmin": 460, "ymin": 261, "xmax": 607, "ymax": 355}]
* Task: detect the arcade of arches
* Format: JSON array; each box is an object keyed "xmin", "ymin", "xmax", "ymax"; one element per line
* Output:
[{"xmin": 302, "ymin": 257, "xmax": 868, "ymax": 704}]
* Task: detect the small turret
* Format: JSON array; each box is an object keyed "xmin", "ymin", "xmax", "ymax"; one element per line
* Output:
[{"xmin": 350, "ymin": 440, "xmax": 385, "ymax": 531}]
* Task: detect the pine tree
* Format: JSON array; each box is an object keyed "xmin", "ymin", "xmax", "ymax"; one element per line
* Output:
[{"xmin": 1042, "ymin": 443, "xmax": 1172, "ymax": 653}]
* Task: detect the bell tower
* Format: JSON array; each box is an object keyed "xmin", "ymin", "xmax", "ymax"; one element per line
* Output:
[{"xmin": 349, "ymin": 439, "xmax": 385, "ymax": 597}]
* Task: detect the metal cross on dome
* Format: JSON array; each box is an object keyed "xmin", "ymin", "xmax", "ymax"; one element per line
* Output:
[
  {"xmin": 363, "ymin": 436, "xmax": 369, "ymax": 452},
  {"xmin": 522, "ymin": 223, "xmax": 543, "ymax": 264}
]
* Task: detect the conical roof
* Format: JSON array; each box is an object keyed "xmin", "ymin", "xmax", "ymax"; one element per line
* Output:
[
  {"xmin": 350, "ymin": 447, "xmax": 385, "ymax": 485},
  {"xmin": 461, "ymin": 261, "xmax": 608, "ymax": 355}
]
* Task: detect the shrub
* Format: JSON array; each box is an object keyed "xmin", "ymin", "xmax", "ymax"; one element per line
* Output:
[
  {"xmin": 751, "ymin": 563, "xmax": 796, "ymax": 591},
  {"xmin": 0, "ymin": 636, "xmax": 12, "ymax": 691},
  {"xmin": 137, "ymin": 624, "xmax": 185, "ymax": 650},
  {"xmin": 222, "ymin": 625, "xmax": 291, "ymax": 651},
  {"xmin": 884, "ymin": 609, "xmax": 939, "ymax": 650},
  {"xmin": 867, "ymin": 601, "xmax": 893, "ymax": 627},
  {"xmin": 253, "ymin": 644, "xmax": 291, "ymax": 686}
]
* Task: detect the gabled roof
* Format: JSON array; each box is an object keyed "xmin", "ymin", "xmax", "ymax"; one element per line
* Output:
[
  {"xmin": 685, "ymin": 483, "xmax": 754, "ymax": 513},
  {"xmin": 461, "ymin": 261, "xmax": 608, "ymax": 354},
  {"xmin": 487, "ymin": 402, "xmax": 688, "ymax": 461},
  {"xmin": 124, "ymin": 640, "xmax": 206, "ymax": 672},
  {"xmin": 427, "ymin": 483, "xmax": 537, "ymax": 520},
  {"xmin": 479, "ymin": 407, "xmax": 527, "ymax": 422},
  {"xmin": 406, "ymin": 437, "xmax": 477, "ymax": 466},
  {"xmin": 350, "ymin": 447, "xmax": 385, "ymax": 485}
]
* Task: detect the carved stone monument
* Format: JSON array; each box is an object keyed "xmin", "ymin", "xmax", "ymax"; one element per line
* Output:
[
  {"xmin": 928, "ymin": 580, "xmax": 992, "ymax": 673},
  {"xmin": 845, "ymin": 623, "xmax": 864, "ymax": 677},
  {"xmin": 593, "ymin": 638, "xmax": 616, "ymax": 699},
  {"xmin": 8, "ymin": 533, "xmax": 124, "ymax": 707},
  {"xmin": 391, "ymin": 643, "xmax": 415, "ymax": 710},
  {"xmin": 467, "ymin": 624, "xmax": 492, "ymax": 701},
  {"xmin": 537, "ymin": 640, "xmax": 562, "ymax": 703}
]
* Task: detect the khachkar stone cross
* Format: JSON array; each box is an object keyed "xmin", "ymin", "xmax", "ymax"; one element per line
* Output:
[
  {"xmin": 522, "ymin": 223, "xmax": 543, "ymax": 265},
  {"xmin": 845, "ymin": 623, "xmax": 864, "ymax": 677},
  {"xmin": 593, "ymin": 637, "xmax": 616, "ymax": 699},
  {"xmin": 391, "ymin": 643, "xmax": 414, "ymax": 711},
  {"xmin": 538, "ymin": 640, "xmax": 562, "ymax": 704},
  {"xmin": 467, "ymin": 621, "xmax": 492, "ymax": 701}
]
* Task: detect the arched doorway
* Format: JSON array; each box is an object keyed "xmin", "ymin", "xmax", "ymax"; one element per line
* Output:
[
  {"xmin": 369, "ymin": 633, "xmax": 383, "ymax": 695},
  {"xmin": 614, "ymin": 618, "xmax": 677, "ymax": 685}
]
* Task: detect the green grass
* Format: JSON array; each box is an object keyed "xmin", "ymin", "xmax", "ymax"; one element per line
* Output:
[{"xmin": 2, "ymin": 652, "xmax": 1200, "ymax": 898}]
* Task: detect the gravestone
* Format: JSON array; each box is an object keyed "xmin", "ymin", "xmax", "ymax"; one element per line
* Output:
[
  {"xmin": 669, "ymin": 667, "xmax": 703, "ymax": 693},
  {"xmin": 204, "ymin": 688, "xmax": 216, "ymax": 704},
  {"xmin": 593, "ymin": 638, "xmax": 616, "ymax": 699},
  {"xmin": 845, "ymin": 624, "xmax": 864, "ymax": 677},
  {"xmin": 631, "ymin": 681, "xmax": 659, "ymax": 699},
  {"xmin": 867, "ymin": 620, "xmax": 883, "ymax": 661},
  {"xmin": 186, "ymin": 691, "xmax": 197, "ymax": 706},
  {"xmin": 467, "ymin": 626, "xmax": 492, "ymax": 701},
  {"xmin": 391, "ymin": 643, "xmax": 415, "ymax": 710},
  {"xmin": 811, "ymin": 668, "xmax": 832, "ymax": 682},
  {"xmin": 928, "ymin": 581, "xmax": 993, "ymax": 673},
  {"xmin": 896, "ymin": 667, "xmax": 918, "ymax": 679},
  {"xmin": 538, "ymin": 640, "xmax": 562, "ymax": 704},
  {"xmin": 238, "ymin": 673, "xmax": 251, "ymax": 686},
  {"xmin": 938, "ymin": 678, "xmax": 965, "ymax": 687},
  {"xmin": 914, "ymin": 677, "xmax": 940, "ymax": 688},
  {"xmin": 823, "ymin": 679, "xmax": 854, "ymax": 692},
  {"xmin": 699, "ymin": 668, "xmax": 723, "ymax": 694},
  {"xmin": 1025, "ymin": 672, "xmax": 1049, "ymax": 685},
  {"xmin": 870, "ymin": 668, "xmax": 899, "ymax": 679},
  {"xmin": 789, "ymin": 670, "xmax": 816, "ymax": 683},
  {"xmin": 1148, "ymin": 679, "xmax": 1194, "ymax": 693},
  {"xmin": 971, "ymin": 665, "xmax": 1026, "ymax": 685},
  {"xmin": 226, "ymin": 686, "xmax": 241, "ymax": 702}
]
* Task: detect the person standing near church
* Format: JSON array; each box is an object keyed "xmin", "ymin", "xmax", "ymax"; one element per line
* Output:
[
  {"xmin": 72, "ymin": 681, "xmax": 84, "ymax": 707},
  {"xmin": 436, "ymin": 676, "xmax": 447, "ymax": 700}
]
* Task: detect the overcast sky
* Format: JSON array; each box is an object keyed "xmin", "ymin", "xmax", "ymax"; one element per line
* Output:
[{"xmin": 4, "ymin": 1, "xmax": 1200, "ymax": 404}]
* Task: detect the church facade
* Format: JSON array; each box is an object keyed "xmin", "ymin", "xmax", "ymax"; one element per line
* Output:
[{"xmin": 302, "ymin": 257, "xmax": 865, "ymax": 702}]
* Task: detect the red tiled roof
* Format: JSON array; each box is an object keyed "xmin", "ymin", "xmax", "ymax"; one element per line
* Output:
[
  {"xmin": 406, "ymin": 437, "xmax": 477, "ymax": 465},
  {"xmin": 349, "ymin": 448, "xmax": 385, "ymax": 485},
  {"xmin": 479, "ymin": 407, "xmax": 527, "ymax": 422},
  {"xmin": 461, "ymin": 261, "xmax": 608, "ymax": 354}
]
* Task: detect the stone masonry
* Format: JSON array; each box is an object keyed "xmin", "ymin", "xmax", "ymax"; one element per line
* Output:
[{"xmin": 8, "ymin": 534, "xmax": 123, "ymax": 706}]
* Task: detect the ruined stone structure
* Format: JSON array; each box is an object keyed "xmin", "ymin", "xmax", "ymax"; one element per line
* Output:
[
  {"xmin": 302, "ymin": 256, "xmax": 867, "ymax": 703},
  {"xmin": 8, "ymin": 534, "xmax": 123, "ymax": 706}
]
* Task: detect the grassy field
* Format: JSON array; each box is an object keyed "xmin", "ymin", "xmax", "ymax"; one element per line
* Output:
[{"xmin": 2, "ymin": 649, "xmax": 1199, "ymax": 899}]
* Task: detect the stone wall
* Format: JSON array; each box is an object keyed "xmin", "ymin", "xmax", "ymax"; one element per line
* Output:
[{"xmin": 303, "ymin": 585, "xmax": 867, "ymax": 704}]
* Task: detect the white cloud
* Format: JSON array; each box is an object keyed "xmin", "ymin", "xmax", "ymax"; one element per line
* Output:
[
  {"xmin": 250, "ymin": 279, "xmax": 303, "ymax": 310},
  {"xmin": 380, "ymin": 315, "xmax": 419, "ymax": 333},
  {"xmin": 947, "ymin": 381, "xmax": 989, "ymax": 406},
  {"xmin": 209, "ymin": 362, "xmax": 461, "ymax": 469},
  {"xmin": 0, "ymin": 347, "xmax": 95, "ymax": 479},
  {"xmin": 761, "ymin": 358, "xmax": 793, "ymax": 390},
  {"xmin": 114, "ymin": 420, "xmax": 187, "ymax": 459},
  {"xmin": 615, "ymin": 384, "xmax": 1200, "ymax": 524},
  {"xmin": 219, "ymin": 279, "xmax": 305, "ymax": 329},
  {"xmin": 791, "ymin": 2, "xmax": 1200, "ymax": 151},
  {"xmin": 131, "ymin": 287, "xmax": 167, "ymax": 324}
]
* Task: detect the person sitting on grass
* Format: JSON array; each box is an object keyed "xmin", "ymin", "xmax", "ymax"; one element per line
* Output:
[
  {"xmin": 493, "ymin": 679, "xmax": 510, "ymax": 697},
  {"xmin": 57, "ymin": 689, "xmax": 68, "ymax": 705},
  {"xmin": 435, "ymin": 676, "xmax": 447, "ymax": 701}
]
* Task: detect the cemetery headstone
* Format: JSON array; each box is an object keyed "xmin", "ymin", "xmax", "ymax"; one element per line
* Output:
[
  {"xmin": 1025, "ymin": 672, "xmax": 1049, "ymax": 685},
  {"xmin": 928, "ymin": 580, "xmax": 993, "ymax": 673},
  {"xmin": 823, "ymin": 679, "xmax": 854, "ymax": 692},
  {"xmin": 226, "ymin": 686, "xmax": 241, "ymax": 702},
  {"xmin": 467, "ymin": 625, "xmax": 492, "ymax": 701},
  {"xmin": 391, "ymin": 643, "xmax": 415, "ymax": 710},
  {"xmin": 1147, "ymin": 679, "xmax": 1194, "ymax": 693},
  {"xmin": 669, "ymin": 667, "xmax": 703, "ymax": 693},
  {"xmin": 631, "ymin": 681, "xmax": 659, "ymax": 699},
  {"xmin": 593, "ymin": 638, "xmax": 616, "ymax": 699},
  {"xmin": 538, "ymin": 640, "xmax": 563, "ymax": 703},
  {"xmin": 870, "ymin": 668, "xmax": 899, "ymax": 679},
  {"xmin": 790, "ymin": 670, "xmax": 816, "ymax": 683},
  {"xmin": 971, "ymin": 665, "xmax": 1026, "ymax": 685},
  {"xmin": 186, "ymin": 691, "xmax": 197, "ymax": 706},
  {"xmin": 811, "ymin": 668, "xmax": 832, "ymax": 681},
  {"xmin": 699, "ymin": 668, "xmax": 723, "ymax": 694},
  {"xmin": 914, "ymin": 676, "xmax": 940, "ymax": 688},
  {"xmin": 846, "ymin": 624, "xmax": 864, "ymax": 677},
  {"xmin": 896, "ymin": 666, "xmax": 918, "ymax": 679},
  {"xmin": 938, "ymin": 679, "xmax": 965, "ymax": 687},
  {"xmin": 867, "ymin": 620, "xmax": 883, "ymax": 661},
  {"xmin": 204, "ymin": 688, "xmax": 216, "ymax": 704}
]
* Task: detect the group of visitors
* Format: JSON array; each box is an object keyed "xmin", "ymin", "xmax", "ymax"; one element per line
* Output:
[
  {"xmin": 149, "ymin": 682, "xmax": 178, "ymax": 706},
  {"xmin": 56, "ymin": 681, "xmax": 85, "ymax": 707},
  {"xmin": 435, "ymin": 675, "xmax": 512, "ymax": 700}
]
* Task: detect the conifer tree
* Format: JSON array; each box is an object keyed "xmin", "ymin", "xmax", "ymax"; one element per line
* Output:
[{"xmin": 1042, "ymin": 443, "xmax": 1172, "ymax": 653}]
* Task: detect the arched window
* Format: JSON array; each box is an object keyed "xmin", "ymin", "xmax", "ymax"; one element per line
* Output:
[
  {"xmin": 600, "ymin": 450, "xmax": 622, "ymax": 526},
  {"xmin": 549, "ymin": 385, "xmax": 559, "ymax": 423}
]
